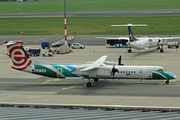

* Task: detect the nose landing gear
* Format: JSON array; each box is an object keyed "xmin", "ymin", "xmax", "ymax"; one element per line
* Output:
[
  {"xmin": 128, "ymin": 49, "xmax": 132, "ymax": 53},
  {"xmin": 86, "ymin": 82, "xmax": 91, "ymax": 87},
  {"xmin": 165, "ymin": 79, "xmax": 169, "ymax": 84}
]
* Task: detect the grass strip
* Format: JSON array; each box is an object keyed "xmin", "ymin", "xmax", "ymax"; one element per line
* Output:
[
  {"xmin": 0, "ymin": 0, "xmax": 180, "ymax": 13},
  {"xmin": 0, "ymin": 16, "xmax": 180, "ymax": 35}
]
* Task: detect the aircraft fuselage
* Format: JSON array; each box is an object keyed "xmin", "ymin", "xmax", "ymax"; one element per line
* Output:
[
  {"xmin": 129, "ymin": 38, "xmax": 159, "ymax": 50},
  {"xmin": 23, "ymin": 64, "xmax": 176, "ymax": 80}
]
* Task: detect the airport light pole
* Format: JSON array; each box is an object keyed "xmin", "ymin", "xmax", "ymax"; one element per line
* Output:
[{"xmin": 64, "ymin": 0, "xmax": 67, "ymax": 45}]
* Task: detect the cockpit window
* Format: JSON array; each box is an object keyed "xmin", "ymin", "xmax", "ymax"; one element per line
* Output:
[{"xmin": 158, "ymin": 69, "xmax": 163, "ymax": 72}]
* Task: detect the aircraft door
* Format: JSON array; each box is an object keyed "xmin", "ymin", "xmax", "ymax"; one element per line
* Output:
[
  {"xmin": 139, "ymin": 70, "xmax": 143, "ymax": 79},
  {"xmin": 57, "ymin": 68, "xmax": 62, "ymax": 77}
]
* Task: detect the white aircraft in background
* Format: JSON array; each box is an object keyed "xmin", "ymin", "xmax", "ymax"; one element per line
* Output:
[
  {"xmin": 111, "ymin": 24, "xmax": 180, "ymax": 53},
  {"xmin": 3, "ymin": 41, "xmax": 177, "ymax": 87}
]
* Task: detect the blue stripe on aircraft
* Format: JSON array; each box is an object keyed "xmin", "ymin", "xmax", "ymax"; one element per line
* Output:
[
  {"xmin": 63, "ymin": 65, "xmax": 76, "ymax": 71},
  {"xmin": 166, "ymin": 71, "xmax": 175, "ymax": 76}
]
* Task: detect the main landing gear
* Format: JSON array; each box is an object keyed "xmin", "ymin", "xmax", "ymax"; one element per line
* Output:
[
  {"xmin": 86, "ymin": 82, "xmax": 91, "ymax": 87},
  {"xmin": 160, "ymin": 45, "xmax": 164, "ymax": 53},
  {"xmin": 128, "ymin": 48, "xmax": 132, "ymax": 53},
  {"xmin": 165, "ymin": 79, "xmax": 169, "ymax": 84},
  {"xmin": 86, "ymin": 78, "xmax": 92, "ymax": 87},
  {"xmin": 86, "ymin": 78, "xmax": 99, "ymax": 87}
]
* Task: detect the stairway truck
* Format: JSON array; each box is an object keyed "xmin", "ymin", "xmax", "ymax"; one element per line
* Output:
[
  {"xmin": 167, "ymin": 42, "xmax": 179, "ymax": 48},
  {"xmin": 51, "ymin": 35, "xmax": 75, "ymax": 47}
]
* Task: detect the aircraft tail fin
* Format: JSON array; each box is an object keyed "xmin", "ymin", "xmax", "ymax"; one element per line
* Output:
[
  {"xmin": 3, "ymin": 41, "xmax": 32, "ymax": 71},
  {"xmin": 111, "ymin": 24, "xmax": 147, "ymax": 42},
  {"xmin": 127, "ymin": 25, "xmax": 136, "ymax": 42}
]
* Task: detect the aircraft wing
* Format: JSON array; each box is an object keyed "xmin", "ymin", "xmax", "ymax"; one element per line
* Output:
[
  {"xmin": 80, "ymin": 55, "xmax": 108, "ymax": 72},
  {"xmin": 96, "ymin": 37, "xmax": 129, "ymax": 39},
  {"xmin": 148, "ymin": 37, "xmax": 180, "ymax": 40},
  {"xmin": 160, "ymin": 37, "xmax": 180, "ymax": 40}
]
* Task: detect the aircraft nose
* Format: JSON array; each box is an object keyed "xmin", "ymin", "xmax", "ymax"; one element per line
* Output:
[{"xmin": 174, "ymin": 74, "xmax": 177, "ymax": 79}]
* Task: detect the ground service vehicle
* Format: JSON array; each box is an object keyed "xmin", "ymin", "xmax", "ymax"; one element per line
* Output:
[
  {"xmin": 167, "ymin": 42, "xmax": 179, "ymax": 48},
  {"xmin": 72, "ymin": 43, "xmax": 85, "ymax": 49}
]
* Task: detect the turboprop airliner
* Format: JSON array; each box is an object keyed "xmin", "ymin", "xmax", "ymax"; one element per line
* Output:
[
  {"xmin": 3, "ymin": 41, "xmax": 177, "ymax": 87},
  {"xmin": 111, "ymin": 24, "xmax": 180, "ymax": 53}
]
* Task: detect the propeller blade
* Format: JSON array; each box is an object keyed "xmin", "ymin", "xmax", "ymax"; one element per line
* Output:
[{"xmin": 111, "ymin": 66, "xmax": 119, "ymax": 80}]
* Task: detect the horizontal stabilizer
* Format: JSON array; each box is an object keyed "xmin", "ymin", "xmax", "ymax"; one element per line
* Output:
[
  {"xmin": 111, "ymin": 24, "xmax": 147, "ymax": 27},
  {"xmin": 158, "ymin": 37, "xmax": 180, "ymax": 40}
]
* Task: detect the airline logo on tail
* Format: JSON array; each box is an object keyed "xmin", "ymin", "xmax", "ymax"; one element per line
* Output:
[
  {"xmin": 111, "ymin": 24, "xmax": 147, "ymax": 43},
  {"xmin": 128, "ymin": 26, "xmax": 135, "ymax": 42},
  {"xmin": 3, "ymin": 41, "xmax": 32, "ymax": 70}
]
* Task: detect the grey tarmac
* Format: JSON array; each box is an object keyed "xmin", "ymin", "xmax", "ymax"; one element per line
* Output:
[
  {"xmin": 0, "ymin": 35, "xmax": 180, "ymax": 46},
  {"xmin": 0, "ymin": 43, "xmax": 180, "ymax": 108},
  {"xmin": 0, "ymin": 9, "xmax": 180, "ymax": 18}
]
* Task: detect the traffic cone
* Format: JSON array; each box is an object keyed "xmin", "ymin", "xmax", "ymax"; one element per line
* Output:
[{"xmin": 93, "ymin": 49, "xmax": 95, "ymax": 53}]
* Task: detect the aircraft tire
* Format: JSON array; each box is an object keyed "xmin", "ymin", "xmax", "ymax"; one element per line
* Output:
[
  {"xmin": 86, "ymin": 82, "xmax": 91, "ymax": 87},
  {"xmin": 94, "ymin": 78, "xmax": 99, "ymax": 82},
  {"xmin": 166, "ymin": 80, "xmax": 169, "ymax": 84},
  {"xmin": 128, "ymin": 49, "xmax": 132, "ymax": 53},
  {"xmin": 160, "ymin": 49, "xmax": 164, "ymax": 53}
]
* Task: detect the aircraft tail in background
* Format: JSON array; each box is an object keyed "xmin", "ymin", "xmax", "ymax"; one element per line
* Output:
[{"xmin": 111, "ymin": 24, "xmax": 147, "ymax": 42}]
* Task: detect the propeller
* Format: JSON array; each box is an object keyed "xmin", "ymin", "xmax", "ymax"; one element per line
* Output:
[
  {"xmin": 111, "ymin": 61, "xmax": 119, "ymax": 80},
  {"xmin": 157, "ymin": 39, "xmax": 161, "ymax": 48}
]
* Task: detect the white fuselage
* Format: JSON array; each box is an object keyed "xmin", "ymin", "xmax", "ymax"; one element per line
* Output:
[
  {"xmin": 129, "ymin": 38, "xmax": 160, "ymax": 50},
  {"xmin": 73, "ymin": 64, "xmax": 176, "ymax": 80}
]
